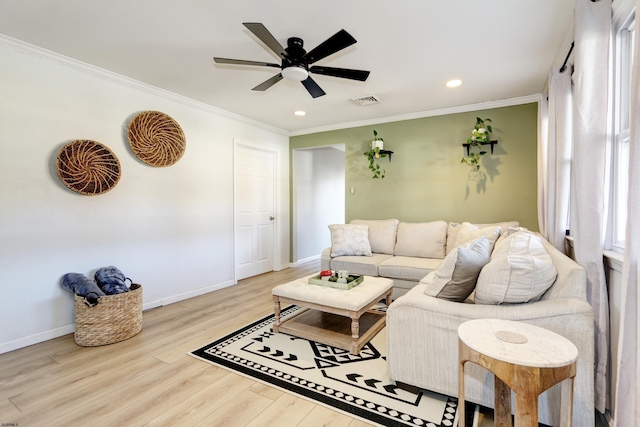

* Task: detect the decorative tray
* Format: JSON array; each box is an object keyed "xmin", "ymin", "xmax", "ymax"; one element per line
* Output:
[{"xmin": 308, "ymin": 274, "xmax": 363, "ymax": 290}]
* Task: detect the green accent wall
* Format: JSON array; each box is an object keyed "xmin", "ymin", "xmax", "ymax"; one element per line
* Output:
[{"xmin": 290, "ymin": 102, "xmax": 539, "ymax": 234}]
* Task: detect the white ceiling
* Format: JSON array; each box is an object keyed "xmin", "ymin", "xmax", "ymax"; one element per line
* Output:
[{"xmin": 0, "ymin": 0, "xmax": 574, "ymax": 134}]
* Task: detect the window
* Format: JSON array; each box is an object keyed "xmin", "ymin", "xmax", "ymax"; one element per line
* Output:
[{"xmin": 610, "ymin": 11, "xmax": 635, "ymax": 252}]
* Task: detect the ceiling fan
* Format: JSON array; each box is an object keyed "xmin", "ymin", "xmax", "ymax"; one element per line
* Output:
[{"xmin": 213, "ymin": 23, "xmax": 370, "ymax": 98}]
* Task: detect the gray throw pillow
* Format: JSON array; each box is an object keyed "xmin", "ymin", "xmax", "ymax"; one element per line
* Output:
[{"xmin": 424, "ymin": 236, "xmax": 491, "ymax": 301}]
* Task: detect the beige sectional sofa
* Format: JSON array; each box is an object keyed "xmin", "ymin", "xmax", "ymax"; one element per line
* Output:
[
  {"xmin": 320, "ymin": 218, "xmax": 517, "ymax": 298},
  {"xmin": 321, "ymin": 218, "xmax": 594, "ymax": 427}
]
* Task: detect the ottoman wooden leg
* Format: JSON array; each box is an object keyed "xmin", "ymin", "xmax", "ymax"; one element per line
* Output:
[
  {"xmin": 385, "ymin": 288, "xmax": 392, "ymax": 306},
  {"xmin": 273, "ymin": 296, "xmax": 281, "ymax": 333},
  {"xmin": 350, "ymin": 315, "xmax": 360, "ymax": 355}
]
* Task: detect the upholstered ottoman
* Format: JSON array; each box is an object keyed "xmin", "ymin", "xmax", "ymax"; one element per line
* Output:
[{"xmin": 272, "ymin": 275, "xmax": 393, "ymax": 354}]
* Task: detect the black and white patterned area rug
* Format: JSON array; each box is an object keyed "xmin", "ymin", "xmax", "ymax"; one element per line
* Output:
[{"xmin": 190, "ymin": 305, "xmax": 477, "ymax": 427}]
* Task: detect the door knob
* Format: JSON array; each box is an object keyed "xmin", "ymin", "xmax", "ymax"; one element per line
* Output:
[{"xmin": 270, "ymin": 216, "xmax": 275, "ymax": 220}]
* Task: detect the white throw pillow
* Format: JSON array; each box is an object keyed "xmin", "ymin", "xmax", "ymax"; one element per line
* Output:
[
  {"xmin": 394, "ymin": 221, "xmax": 447, "ymax": 259},
  {"xmin": 424, "ymin": 236, "xmax": 491, "ymax": 302},
  {"xmin": 446, "ymin": 221, "xmax": 518, "ymax": 254},
  {"xmin": 475, "ymin": 232, "xmax": 557, "ymax": 304},
  {"xmin": 328, "ymin": 224, "xmax": 372, "ymax": 257},
  {"xmin": 350, "ymin": 219, "xmax": 399, "ymax": 254},
  {"xmin": 453, "ymin": 222, "xmax": 501, "ymax": 251}
]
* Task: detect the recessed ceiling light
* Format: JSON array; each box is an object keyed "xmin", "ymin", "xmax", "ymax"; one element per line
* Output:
[
  {"xmin": 446, "ymin": 79, "xmax": 462, "ymax": 88},
  {"xmin": 294, "ymin": 110, "xmax": 306, "ymax": 116}
]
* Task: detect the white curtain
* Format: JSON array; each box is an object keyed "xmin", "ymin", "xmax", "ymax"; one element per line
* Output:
[
  {"xmin": 614, "ymin": 0, "xmax": 640, "ymax": 421},
  {"xmin": 538, "ymin": 68, "xmax": 573, "ymax": 252},
  {"xmin": 571, "ymin": 0, "xmax": 611, "ymax": 413}
]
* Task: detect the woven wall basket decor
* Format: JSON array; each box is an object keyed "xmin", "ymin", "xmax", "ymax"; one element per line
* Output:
[
  {"xmin": 56, "ymin": 140, "xmax": 121, "ymax": 195},
  {"xmin": 127, "ymin": 111, "xmax": 186, "ymax": 167}
]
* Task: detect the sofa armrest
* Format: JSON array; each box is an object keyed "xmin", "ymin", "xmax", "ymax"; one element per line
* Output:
[
  {"xmin": 386, "ymin": 283, "xmax": 594, "ymax": 427},
  {"xmin": 320, "ymin": 247, "xmax": 332, "ymax": 271}
]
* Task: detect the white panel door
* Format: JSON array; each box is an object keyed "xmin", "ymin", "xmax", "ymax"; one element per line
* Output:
[{"xmin": 235, "ymin": 144, "xmax": 275, "ymax": 280}]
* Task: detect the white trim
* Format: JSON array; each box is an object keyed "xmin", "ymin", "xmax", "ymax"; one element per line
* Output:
[
  {"xmin": 0, "ymin": 33, "xmax": 289, "ymax": 136},
  {"xmin": 150, "ymin": 280, "xmax": 235, "ymax": 307},
  {"xmin": 604, "ymin": 250, "xmax": 624, "ymax": 272},
  {"xmin": 293, "ymin": 254, "xmax": 321, "ymax": 266},
  {"xmin": 0, "ymin": 324, "xmax": 75, "ymax": 355},
  {"xmin": 290, "ymin": 94, "xmax": 543, "ymax": 136}
]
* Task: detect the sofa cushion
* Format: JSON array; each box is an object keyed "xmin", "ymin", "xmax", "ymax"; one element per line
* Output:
[
  {"xmin": 475, "ymin": 231, "xmax": 558, "ymax": 304},
  {"xmin": 378, "ymin": 256, "xmax": 443, "ymax": 281},
  {"xmin": 350, "ymin": 219, "xmax": 399, "ymax": 255},
  {"xmin": 446, "ymin": 221, "xmax": 519, "ymax": 254},
  {"xmin": 329, "ymin": 253, "xmax": 394, "ymax": 276},
  {"xmin": 447, "ymin": 222, "xmax": 501, "ymax": 254},
  {"xmin": 394, "ymin": 221, "xmax": 447, "ymax": 259},
  {"xmin": 423, "ymin": 236, "xmax": 491, "ymax": 302},
  {"xmin": 328, "ymin": 224, "xmax": 372, "ymax": 257}
]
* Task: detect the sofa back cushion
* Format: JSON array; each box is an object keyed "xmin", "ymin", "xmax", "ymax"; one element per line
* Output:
[
  {"xmin": 350, "ymin": 219, "xmax": 399, "ymax": 254},
  {"xmin": 475, "ymin": 231, "xmax": 557, "ymax": 304},
  {"xmin": 394, "ymin": 221, "xmax": 447, "ymax": 259},
  {"xmin": 328, "ymin": 224, "xmax": 372, "ymax": 257},
  {"xmin": 446, "ymin": 221, "xmax": 518, "ymax": 254}
]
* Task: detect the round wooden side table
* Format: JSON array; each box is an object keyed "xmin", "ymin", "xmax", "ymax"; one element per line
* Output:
[{"xmin": 457, "ymin": 319, "xmax": 578, "ymax": 427}]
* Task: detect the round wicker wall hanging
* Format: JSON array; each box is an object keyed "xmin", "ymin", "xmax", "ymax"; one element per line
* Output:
[
  {"xmin": 127, "ymin": 111, "xmax": 186, "ymax": 167},
  {"xmin": 56, "ymin": 140, "xmax": 121, "ymax": 195}
]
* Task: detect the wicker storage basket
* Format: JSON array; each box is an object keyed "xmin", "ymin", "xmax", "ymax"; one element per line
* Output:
[{"xmin": 74, "ymin": 283, "xmax": 142, "ymax": 346}]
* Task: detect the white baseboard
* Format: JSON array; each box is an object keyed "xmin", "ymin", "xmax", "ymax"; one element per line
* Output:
[
  {"xmin": 0, "ymin": 280, "xmax": 236, "ymax": 355},
  {"xmin": 149, "ymin": 280, "xmax": 235, "ymax": 307},
  {"xmin": 0, "ymin": 324, "xmax": 75, "ymax": 355},
  {"xmin": 291, "ymin": 254, "xmax": 320, "ymax": 267}
]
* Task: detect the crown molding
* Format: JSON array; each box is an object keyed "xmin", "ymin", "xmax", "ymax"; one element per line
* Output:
[
  {"xmin": 0, "ymin": 34, "xmax": 289, "ymax": 136},
  {"xmin": 290, "ymin": 94, "xmax": 543, "ymax": 136},
  {"xmin": 1, "ymin": 34, "xmax": 543, "ymax": 139}
]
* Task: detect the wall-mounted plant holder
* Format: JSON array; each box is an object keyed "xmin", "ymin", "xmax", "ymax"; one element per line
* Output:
[
  {"xmin": 462, "ymin": 140, "xmax": 497, "ymax": 156},
  {"xmin": 379, "ymin": 149, "xmax": 394, "ymax": 161}
]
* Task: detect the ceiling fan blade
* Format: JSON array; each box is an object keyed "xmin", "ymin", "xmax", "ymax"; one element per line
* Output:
[
  {"xmin": 302, "ymin": 29, "xmax": 357, "ymax": 64},
  {"xmin": 309, "ymin": 66, "xmax": 370, "ymax": 81},
  {"xmin": 213, "ymin": 57, "xmax": 280, "ymax": 68},
  {"xmin": 252, "ymin": 73, "xmax": 284, "ymax": 91},
  {"xmin": 301, "ymin": 76, "xmax": 326, "ymax": 98},
  {"xmin": 243, "ymin": 22, "xmax": 287, "ymax": 59}
]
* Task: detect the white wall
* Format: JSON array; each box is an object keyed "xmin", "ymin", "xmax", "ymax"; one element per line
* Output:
[
  {"xmin": 293, "ymin": 146, "xmax": 345, "ymax": 262},
  {"xmin": 0, "ymin": 37, "xmax": 290, "ymax": 353}
]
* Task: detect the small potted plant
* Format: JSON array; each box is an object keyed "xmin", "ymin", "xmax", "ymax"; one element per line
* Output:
[
  {"xmin": 364, "ymin": 130, "xmax": 387, "ymax": 179},
  {"xmin": 461, "ymin": 117, "xmax": 492, "ymax": 170}
]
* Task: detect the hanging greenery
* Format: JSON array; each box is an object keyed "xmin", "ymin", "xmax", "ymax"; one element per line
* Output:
[
  {"xmin": 461, "ymin": 117, "xmax": 493, "ymax": 170},
  {"xmin": 364, "ymin": 130, "xmax": 387, "ymax": 179}
]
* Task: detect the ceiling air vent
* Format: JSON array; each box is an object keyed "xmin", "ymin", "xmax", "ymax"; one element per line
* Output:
[{"xmin": 352, "ymin": 95, "xmax": 381, "ymax": 106}]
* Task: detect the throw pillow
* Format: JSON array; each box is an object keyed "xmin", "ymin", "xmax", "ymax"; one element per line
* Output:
[
  {"xmin": 394, "ymin": 221, "xmax": 447, "ymax": 258},
  {"xmin": 424, "ymin": 236, "xmax": 491, "ymax": 302},
  {"xmin": 475, "ymin": 232, "xmax": 558, "ymax": 304},
  {"xmin": 453, "ymin": 222, "xmax": 501, "ymax": 251},
  {"xmin": 446, "ymin": 221, "xmax": 519, "ymax": 254},
  {"xmin": 350, "ymin": 219, "xmax": 399, "ymax": 254},
  {"xmin": 328, "ymin": 224, "xmax": 372, "ymax": 257}
]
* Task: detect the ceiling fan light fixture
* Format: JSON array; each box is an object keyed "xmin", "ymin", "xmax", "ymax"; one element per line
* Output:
[{"xmin": 282, "ymin": 66, "xmax": 309, "ymax": 82}]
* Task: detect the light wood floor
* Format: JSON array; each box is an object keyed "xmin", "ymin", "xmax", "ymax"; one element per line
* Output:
[
  {"xmin": 0, "ymin": 259, "xmax": 377, "ymax": 427},
  {"xmin": 0, "ymin": 261, "xmax": 608, "ymax": 427}
]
